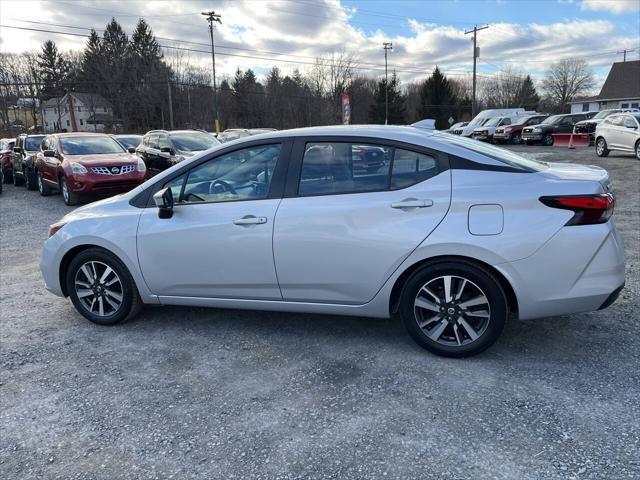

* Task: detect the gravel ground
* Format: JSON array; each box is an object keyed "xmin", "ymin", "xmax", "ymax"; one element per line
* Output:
[{"xmin": 1, "ymin": 145, "xmax": 638, "ymax": 480}]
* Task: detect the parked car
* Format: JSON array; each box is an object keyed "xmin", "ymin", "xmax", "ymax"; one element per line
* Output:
[
  {"xmin": 452, "ymin": 109, "xmax": 535, "ymax": 137},
  {"xmin": 595, "ymin": 112, "xmax": 640, "ymax": 160},
  {"xmin": 137, "ymin": 130, "xmax": 220, "ymax": 176},
  {"xmin": 442, "ymin": 121, "xmax": 468, "ymax": 133},
  {"xmin": 11, "ymin": 134, "xmax": 45, "ymax": 189},
  {"xmin": 471, "ymin": 116, "xmax": 520, "ymax": 143},
  {"xmin": 41, "ymin": 126, "xmax": 624, "ymax": 358},
  {"xmin": 217, "ymin": 129, "xmax": 252, "ymax": 143},
  {"xmin": 34, "ymin": 133, "xmax": 147, "ymax": 205},
  {"xmin": 493, "ymin": 115, "xmax": 549, "ymax": 144},
  {"xmin": 112, "ymin": 134, "xmax": 143, "ymax": 152},
  {"xmin": 574, "ymin": 108, "xmax": 639, "ymax": 144},
  {"xmin": 351, "ymin": 144, "xmax": 388, "ymax": 173},
  {"xmin": 521, "ymin": 112, "xmax": 595, "ymax": 146},
  {"xmin": 1, "ymin": 138, "xmax": 16, "ymax": 183},
  {"xmin": 0, "ymin": 169, "xmax": 3, "ymax": 193}
]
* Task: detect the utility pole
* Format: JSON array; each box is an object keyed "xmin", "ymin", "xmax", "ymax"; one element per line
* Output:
[
  {"xmin": 167, "ymin": 79, "xmax": 174, "ymax": 130},
  {"xmin": 202, "ymin": 10, "xmax": 222, "ymax": 133},
  {"xmin": 464, "ymin": 24, "xmax": 489, "ymax": 118},
  {"xmin": 383, "ymin": 42, "xmax": 393, "ymax": 125}
]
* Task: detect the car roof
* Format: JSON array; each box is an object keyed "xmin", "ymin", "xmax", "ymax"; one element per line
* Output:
[{"xmin": 50, "ymin": 132, "xmax": 111, "ymax": 138}]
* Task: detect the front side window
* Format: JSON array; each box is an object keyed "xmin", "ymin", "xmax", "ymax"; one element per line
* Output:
[
  {"xmin": 171, "ymin": 144, "xmax": 281, "ymax": 204},
  {"xmin": 158, "ymin": 134, "xmax": 172, "ymax": 150}
]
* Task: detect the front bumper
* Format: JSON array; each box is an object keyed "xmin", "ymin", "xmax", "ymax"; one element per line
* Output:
[
  {"xmin": 522, "ymin": 132, "xmax": 543, "ymax": 141},
  {"xmin": 66, "ymin": 172, "xmax": 145, "ymax": 194},
  {"xmin": 471, "ymin": 132, "xmax": 491, "ymax": 141}
]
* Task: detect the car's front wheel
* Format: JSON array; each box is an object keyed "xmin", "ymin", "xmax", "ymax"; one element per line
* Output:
[
  {"xmin": 596, "ymin": 137, "xmax": 609, "ymax": 157},
  {"xmin": 1, "ymin": 167, "xmax": 11, "ymax": 184},
  {"xmin": 60, "ymin": 177, "xmax": 80, "ymax": 206},
  {"xmin": 510, "ymin": 133, "xmax": 521, "ymax": 144},
  {"xmin": 543, "ymin": 134, "xmax": 554, "ymax": 146},
  {"xmin": 399, "ymin": 261, "xmax": 508, "ymax": 357},
  {"xmin": 66, "ymin": 248, "xmax": 142, "ymax": 325},
  {"xmin": 37, "ymin": 171, "xmax": 53, "ymax": 196}
]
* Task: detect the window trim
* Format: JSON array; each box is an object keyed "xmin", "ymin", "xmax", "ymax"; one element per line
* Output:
[{"xmin": 285, "ymin": 136, "xmax": 449, "ymax": 199}]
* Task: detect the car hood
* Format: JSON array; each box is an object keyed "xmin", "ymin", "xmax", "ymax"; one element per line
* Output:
[
  {"xmin": 473, "ymin": 126, "xmax": 498, "ymax": 133},
  {"xmin": 540, "ymin": 162, "xmax": 610, "ymax": 190},
  {"xmin": 64, "ymin": 153, "xmax": 138, "ymax": 165},
  {"xmin": 57, "ymin": 193, "xmax": 131, "ymax": 225}
]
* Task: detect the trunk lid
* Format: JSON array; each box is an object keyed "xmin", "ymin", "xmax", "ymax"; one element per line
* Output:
[{"xmin": 540, "ymin": 162, "xmax": 611, "ymax": 191}]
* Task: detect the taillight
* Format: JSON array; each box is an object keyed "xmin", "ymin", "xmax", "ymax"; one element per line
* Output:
[{"xmin": 540, "ymin": 193, "xmax": 615, "ymax": 226}]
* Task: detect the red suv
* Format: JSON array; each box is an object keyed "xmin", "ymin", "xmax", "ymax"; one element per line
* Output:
[{"xmin": 35, "ymin": 132, "xmax": 147, "ymax": 205}]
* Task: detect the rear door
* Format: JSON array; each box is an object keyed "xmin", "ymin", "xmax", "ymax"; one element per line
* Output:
[
  {"xmin": 273, "ymin": 137, "xmax": 451, "ymax": 304},
  {"xmin": 620, "ymin": 114, "xmax": 639, "ymax": 151}
]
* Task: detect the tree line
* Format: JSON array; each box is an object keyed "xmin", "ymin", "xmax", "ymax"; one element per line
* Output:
[{"xmin": 0, "ymin": 18, "xmax": 596, "ymax": 134}]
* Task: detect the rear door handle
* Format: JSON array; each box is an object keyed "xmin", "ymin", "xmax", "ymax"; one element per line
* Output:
[
  {"xmin": 233, "ymin": 215, "xmax": 267, "ymax": 226},
  {"xmin": 391, "ymin": 198, "xmax": 434, "ymax": 209}
]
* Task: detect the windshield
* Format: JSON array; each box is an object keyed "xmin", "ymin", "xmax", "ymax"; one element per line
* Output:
[
  {"xmin": 115, "ymin": 136, "xmax": 141, "ymax": 149},
  {"xmin": 593, "ymin": 110, "xmax": 615, "ymax": 120},
  {"xmin": 484, "ymin": 117, "xmax": 503, "ymax": 127},
  {"xmin": 59, "ymin": 136, "xmax": 125, "ymax": 155},
  {"xmin": 468, "ymin": 116, "xmax": 488, "ymax": 126},
  {"xmin": 541, "ymin": 115, "xmax": 562, "ymax": 125},
  {"xmin": 170, "ymin": 132, "xmax": 220, "ymax": 152},
  {"xmin": 25, "ymin": 136, "xmax": 45, "ymax": 151},
  {"xmin": 434, "ymin": 133, "xmax": 548, "ymax": 172}
]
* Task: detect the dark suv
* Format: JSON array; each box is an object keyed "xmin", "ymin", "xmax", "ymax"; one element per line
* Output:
[
  {"xmin": 11, "ymin": 134, "xmax": 45, "ymax": 189},
  {"xmin": 521, "ymin": 112, "xmax": 596, "ymax": 146},
  {"xmin": 136, "ymin": 130, "xmax": 220, "ymax": 176},
  {"xmin": 493, "ymin": 115, "xmax": 549, "ymax": 144}
]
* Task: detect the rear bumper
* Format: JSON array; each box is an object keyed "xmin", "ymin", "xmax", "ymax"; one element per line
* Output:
[{"xmin": 496, "ymin": 221, "xmax": 625, "ymax": 320}]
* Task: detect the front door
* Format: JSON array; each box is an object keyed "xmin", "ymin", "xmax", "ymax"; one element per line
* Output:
[
  {"xmin": 273, "ymin": 139, "xmax": 452, "ymax": 304},
  {"xmin": 137, "ymin": 143, "xmax": 285, "ymax": 299}
]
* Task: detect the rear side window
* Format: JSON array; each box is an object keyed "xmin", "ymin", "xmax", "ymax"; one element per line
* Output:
[
  {"xmin": 623, "ymin": 116, "xmax": 637, "ymax": 128},
  {"xmin": 298, "ymin": 142, "xmax": 439, "ymax": 196}
]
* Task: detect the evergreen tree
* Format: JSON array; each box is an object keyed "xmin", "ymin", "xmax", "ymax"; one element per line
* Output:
[
  {"xmin": 99, "ymin": 18, "xmax": 131, "ymax": 129},
  {"xmin": 369, "ymin": 73, "xmax": 405, "ymax": 124},
  {"xmin": 516, "ymin": 75, "xmax": 540, "ymax": 110},
  {"xmin": 37, "ymin": 40, "xmax": 69, "ymax": 99},
  {"xmin": 419, "ymin": 66, "xmax": 454, "ymax": 129}
]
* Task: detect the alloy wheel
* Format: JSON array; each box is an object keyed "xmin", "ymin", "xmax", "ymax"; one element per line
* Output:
[
  {"xmin": 61, "ymin": 179, "xmax": 69, "ymax": 203},
  {"xmin": 414, "ymin": 275, "xmax": 491, "ymax": 346},
  {"xmin": 37, "ymin": 174, "xmax": 43, "ymax": 193},
  {"xmin": 74, "ymin": 261, "xmax": 124, "ymax": 317},
  {"xmin": 597, "ymin": 140, "xmax": 605, "ymax": 156}
]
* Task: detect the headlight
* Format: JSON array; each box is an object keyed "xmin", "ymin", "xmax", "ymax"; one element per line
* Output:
[
  {"xmin": 136, "ymin": 158, "xmax": 146, "ymax": 173},
  {"xmin": 70, "ymin": 162, "xmax": 87, "ymax": 174}
]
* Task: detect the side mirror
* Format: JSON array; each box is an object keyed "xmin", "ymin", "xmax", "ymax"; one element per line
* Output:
[
  {"xmin": 127, "ymin": 147, "xmax": 136, "ymax": 154},
  {"xmin": 13, "ymin": 147, "xmax": 22, "ymax": 154},
  {"xmin": 44, "ymin": 150, "xmax": 56, "ymax": 157},
  {"xmin": 153, "ymin": 187, "xmax": 174, "ymax": 219}
]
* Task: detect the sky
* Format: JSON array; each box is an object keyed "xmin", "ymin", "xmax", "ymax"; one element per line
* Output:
[{"xmin": 1, "ymin": 0, "xmax": 639, "ymax": 91}]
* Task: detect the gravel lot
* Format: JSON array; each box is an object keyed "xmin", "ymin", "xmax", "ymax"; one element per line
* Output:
[{"xmin": 1, "ymin": 144, "xmax": 638, "ymax": 480}]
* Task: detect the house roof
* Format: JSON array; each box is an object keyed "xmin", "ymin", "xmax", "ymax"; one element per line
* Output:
[
  {"xmin": 597, "ymin": 60, "xmax": 640, "ymax": 101},
  {"xmin": 70, "ymin": 92, "xmax": 111, "ymax": 109},
  {"xmin": 41, "ymin": 97, "xmax": 64, "ymax": 108}
]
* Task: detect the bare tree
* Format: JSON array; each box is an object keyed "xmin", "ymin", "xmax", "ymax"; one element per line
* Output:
[
  {"xmin": 481, "ymin": 66, "xmax": 526, "ymax": 109},
  {"xmin": 541, "ymin": 59, "xmax": 595, "ymax": 112}
]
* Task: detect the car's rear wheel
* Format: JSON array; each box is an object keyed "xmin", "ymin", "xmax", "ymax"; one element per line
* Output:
[
  {"xmin": 399, "ymin": 261, "xmax": 508, "ymax": 357},
  {"xmin": 596, "ymin": 137, "xmax": 609, "ymax": 157},
  {"xmin": 37, "ymin": 171, "xmax": 53, "ymax": 196},
  {"xmin": 66, "ymin": 248, "xmax": 142, "ymax": 325},
  {"xmin": 24, "ymin": 169, "xmax": 36, "ymax": 190},
  {"xmin": 543, "ymin": 134, "xmax": 554, "ymax": 146},
  {"xmin": 1, "ymin": 167, "xmax": 11, "ymax": 184},
  {"xmin": 60, "ymin": 177, "xmax": 80, "ymax": 206},
  {"xmin": 635, "ymin": 140, "xmax": 639, "ymax": 161}
]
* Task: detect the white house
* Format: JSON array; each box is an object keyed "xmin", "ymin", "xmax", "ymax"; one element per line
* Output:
[
  {"xmin": 41, "ymin": 92, "xmax": 115, "ymax": 133},
  {"xmin": 570, "ymin": 60, "xmax": 640, "ymax": 113}
]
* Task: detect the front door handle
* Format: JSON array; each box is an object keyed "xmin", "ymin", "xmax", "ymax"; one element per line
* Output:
[
  {"xmin": 233, "ymin": 215, "xmax": 267, "ymax": 226},
  {"xmin": 391, "ymin": 198, "xmax": 434, "ymax": 209}
]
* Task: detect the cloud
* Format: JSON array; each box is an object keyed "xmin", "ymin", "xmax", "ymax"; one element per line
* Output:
[
  {"xmin": 0, "ymin": 0, "xmax": 638, "ymax": 86},
  {"xmin": 581, "ymin": 0, "xmax": 640, "ymax": 13}
]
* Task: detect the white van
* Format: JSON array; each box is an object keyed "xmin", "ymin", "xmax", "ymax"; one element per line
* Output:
[{"xmin": 452, "ymin": 109, "xmax": 534, "ymax": 137}]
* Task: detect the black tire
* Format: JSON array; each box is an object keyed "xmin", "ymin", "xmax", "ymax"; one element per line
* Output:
[
  {"xmin": 543, "ymin": 134, "xmax": 554, "ymax": 146},
  {"xmin": 37, "ymin": 171, "xmax": 53, "ymax": 196},
  {"xmin": 1, "ymin": 167, "xmax": 11, "ymax": 184},
  {"xmin": 24, "ymin": 169, "xmax": 37, "ymax": 190},
  {"xmin": 399, "ymin": 261, "xmax": 508, "ymax": 358},
  {"xmin": 635, "ymin": 140, "xmax": 639, "ymax": 161},
  {"xmin": 525, "ymin": 140, "xmax": 534, "ymax": 146},
  {"xmin": 511, "ymin": 133, "xmax": 521, "ymax": 144},
  {"xmin": 60, "ymin": 176, "xmax": 80, "ymax": 206},
  {"xmin": 66, "ymin": 248, "xmax": 143, "ymax": 325},
  {"xmin": 595, "ymin": 137, "xmax": 609, "ymax": 157}
]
